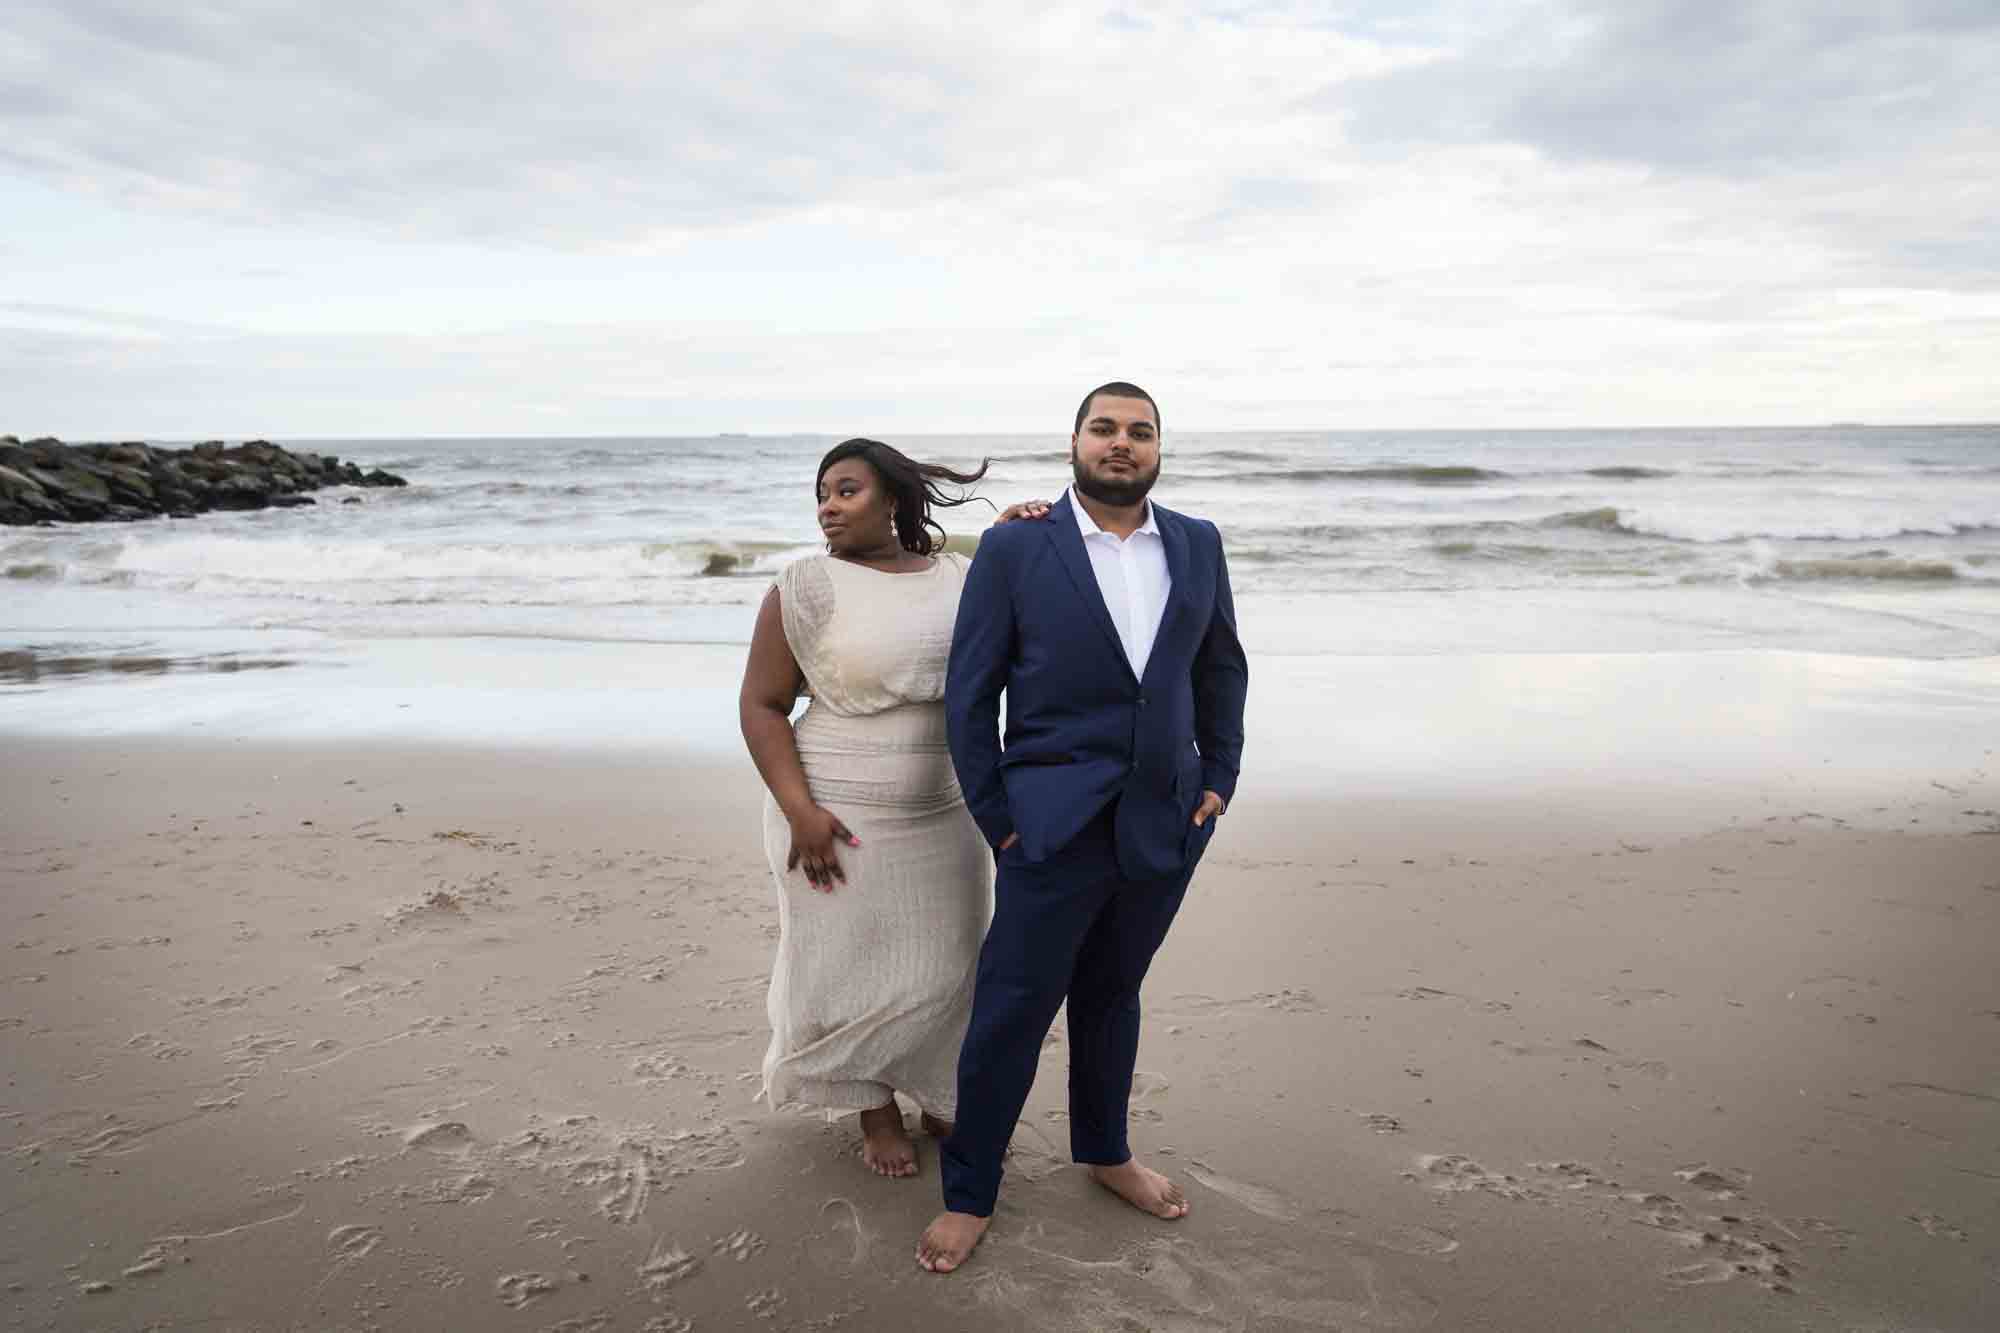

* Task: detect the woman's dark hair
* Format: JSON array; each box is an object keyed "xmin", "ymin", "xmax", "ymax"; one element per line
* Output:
[{"xmin": 815, "ymin": 439, "xmax": 992, "ymax": 557}]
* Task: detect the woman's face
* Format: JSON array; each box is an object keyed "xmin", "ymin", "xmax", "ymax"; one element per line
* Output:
[{"xmin": 816, "ymin": 458, "xmax": 896, "ymax": 556}]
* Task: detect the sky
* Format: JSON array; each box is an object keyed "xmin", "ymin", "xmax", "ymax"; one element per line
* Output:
[{"xmin": 4, "ymin": 1, "xmax": 1998, "ymax": 438}]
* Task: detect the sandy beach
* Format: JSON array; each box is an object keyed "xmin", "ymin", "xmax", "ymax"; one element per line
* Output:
[{"xmin": 4, "ymin": 701, "xmax": 1995, "ymax": 1331}]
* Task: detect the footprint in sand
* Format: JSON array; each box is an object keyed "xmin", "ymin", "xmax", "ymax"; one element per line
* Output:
[
  {"xmin": 1672, "ymin": 1164, "xmax": 1750, "ymax": 1198},
  {"xmin": 639, "ymin": 1316, "xmax": 694, "ymax": 1333},
  {"xmin": 122, "ymin": 1244, "xmax": 175, "ymax": 1278},
  {"xmin": 1186, "ymin": 1159, "xmax": 1304, "ymax": 1221},
  {"xmin": 1906, "ymin": 1212, "xmax": 1968, "ymax": 1242},
  {"xmin": 1319, "ymin": 1209, "xmax": 1460, "ymax": 1257},
  {"xmin": 1130, "ymin": 1070, "xmax": 1170, "ymax": 1122},
  {"xmin": 537, "ymin": 1314, "xmax": 614, "ymax": 1333},
  {"xmin": 1394, "ymin": 985, "xmax": 1511, "ymax": 1013},
  {"xmin": 1659, "ymin": 1225, "xmax": 1796, "ymax": 1293},
  {"xmin": 404, "ymin": 1120, "xmax": 475, "ymax": 1152},
  {"xmin": 496, "ymin": 1271, "xmax": 559, "ymax": 1307},
  {"xmin": 638, "ymin": 1240, "xmax": 702, "ymax": 1294},
  {"xmin": 1664, "ymin": 1258, "xmax": 1736, "ymax": 1286},
  {"xmin": 804, "ymin": 1197, "xmax": 871, "ymax": 1271},
  {"xmin": 328, "ymin": 1224, "xmax": 383, "ymax": 1261},
  {"xmin": 746, "ymin": 1287, "xmax": 785, "ymax": 1319},
  {"xmin": 1410, "ymin": 1153, "xmax": 1541, "ymax": 1202},
  {"xmin": 712, "ymin": 1228, "xmax": 766, "ymax": 1262},
  {"xmin": 1005, "ymin": 1118, "xmax": 1069, "ymax": 1183},
  {"xmin": 986, "ymin": 1225, "xmax": 1437, "ymax": 1331},
  {"xmin": 1159, "ymin": 988, "xmax": 1327, "ymax": 1019},
  {"xmin": 1185, "ymin": 1165, "xmax": 1459, "ymax": 1261}
]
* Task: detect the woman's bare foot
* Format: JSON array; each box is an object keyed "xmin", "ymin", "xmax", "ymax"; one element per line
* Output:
[
  {"xmin": 915, "ymin": 1211, "xmax": 990, "ymax": 1272},
  {"xmin": 919, "ymin": 1112, "xmax": 953, "ymax": 1139},
  {"xmin": 1087, "ymin": 1159, "xmax": 1190, "ymax": 1219},
  {"xmin": 859, "ymin": 1102, "xmax": 917, "ymax": 1178}
]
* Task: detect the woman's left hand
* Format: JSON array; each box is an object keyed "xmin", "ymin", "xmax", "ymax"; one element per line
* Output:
[{"xmin": 993, "ymin": 498, "xmax": 1051, "ymax": 525}]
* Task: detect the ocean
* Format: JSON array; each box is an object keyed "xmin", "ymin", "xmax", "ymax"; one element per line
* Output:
[{"xmin": 5, "ymin": 425, "xmax": 1997, "ymax": 665}]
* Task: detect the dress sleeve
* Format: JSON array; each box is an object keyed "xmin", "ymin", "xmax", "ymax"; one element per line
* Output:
[{"xmin": 775, "ymin": 557, "xmax": 838, "ymax": 700}]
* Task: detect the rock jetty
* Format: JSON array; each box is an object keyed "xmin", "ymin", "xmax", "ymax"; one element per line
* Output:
[{"xmin": 0, "ymin": 436, "xmax": 407, "ymax": 526}]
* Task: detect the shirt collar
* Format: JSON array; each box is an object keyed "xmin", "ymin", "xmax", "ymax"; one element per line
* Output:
[{"xmin": 1066, "ymin": 487, "xmax": 1159, "ymax": 540}]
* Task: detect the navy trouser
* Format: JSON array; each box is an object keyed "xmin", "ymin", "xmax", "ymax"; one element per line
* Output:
[{"xmin": 940, "ymin": 801, "xmax": 1212, "ymax": 1217}]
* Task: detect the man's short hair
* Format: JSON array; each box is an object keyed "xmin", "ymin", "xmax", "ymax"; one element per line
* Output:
[{"xmin": 1073, "ymin": 381, "xmax": 1161, "ymax": 436}]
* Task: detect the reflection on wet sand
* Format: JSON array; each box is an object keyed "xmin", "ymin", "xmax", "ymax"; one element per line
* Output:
[{"xmin": 0, "ymin": 648, "xmax": 296, "ymax": 685}]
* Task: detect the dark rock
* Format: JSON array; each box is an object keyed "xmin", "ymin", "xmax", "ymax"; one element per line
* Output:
[
  {"xmin": 0, "ymin": 436, "xmax": 409, "ymax": 526},
  {"xmin": 93, "ymin": 462, "xmax": 156, "ymax": 504},
  {"xmin": 0, "ymin": 464, "xmax": 63, "ymax": 525},
  {"xmin": 210, "ymin": 472, "xmax": 275, "ymax": 509},
  {"xmin": 102, "ymin": 444, "xmax": 154, "ymax": 468}
]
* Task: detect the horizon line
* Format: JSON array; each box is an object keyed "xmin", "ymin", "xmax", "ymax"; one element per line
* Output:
[{"xmin": 10, "ymin": 419, "xmax": 1998, "ymax": 445}]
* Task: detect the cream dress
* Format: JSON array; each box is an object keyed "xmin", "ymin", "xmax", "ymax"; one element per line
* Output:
[{"xmin": 759, "ymin": 553, "xmax": 993, "ymax": 1119}]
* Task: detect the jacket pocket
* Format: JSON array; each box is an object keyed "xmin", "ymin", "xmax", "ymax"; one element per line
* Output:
[{"xmin": 999, "ymin": 750, "xmax": 1076, "ymax": 768}]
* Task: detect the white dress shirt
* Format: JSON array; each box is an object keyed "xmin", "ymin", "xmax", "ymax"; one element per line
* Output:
[{"xmin": 1068, "ymin": 487, "xmax": 1171, "ymax": 679}]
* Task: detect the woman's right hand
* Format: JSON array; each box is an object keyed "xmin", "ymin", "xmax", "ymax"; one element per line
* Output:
[
  {"xmin": 786, "ymin": 805, "xmax": 861, "ymax": 892},
  {"xmin": 992, "ymin": 498, "xmax": 1051, "ymax": 525}
]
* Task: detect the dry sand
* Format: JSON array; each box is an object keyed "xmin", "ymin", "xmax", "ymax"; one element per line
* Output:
[{"xmin": 3, "ymin": 735, "xmax": 1996, "ymax": 1331}]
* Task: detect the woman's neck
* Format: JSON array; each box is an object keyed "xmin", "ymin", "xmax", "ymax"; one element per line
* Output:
[{"xmin": 836, "ymin": 541, "xmax": 918, "ymax": 571}]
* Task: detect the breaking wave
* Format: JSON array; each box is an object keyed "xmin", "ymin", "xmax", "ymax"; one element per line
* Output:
[
  {"xmin": 1759, "ymin": 557, "xmax": 1963, "ymax": 583},
  {"xmin": 1541, "ymin": 508, "xmax": 2000, "ymax": 543},
  {"xmin": 20, "ymin": 534, "xmax": 818, "ymax": 588},
  {"xmin": 1206, "ymin": 465, "xmax": 1510, "ymax": 485}
]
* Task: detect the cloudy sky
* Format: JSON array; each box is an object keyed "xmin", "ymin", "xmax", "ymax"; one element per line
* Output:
[{"xmin": 5, "ymin": 1, "xmax": 1998, "ymax": 437}]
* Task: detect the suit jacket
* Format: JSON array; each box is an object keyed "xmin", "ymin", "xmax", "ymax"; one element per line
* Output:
[{"xmin": 945, "ymin": 493, "xmax": 1248, "ymax": 881}]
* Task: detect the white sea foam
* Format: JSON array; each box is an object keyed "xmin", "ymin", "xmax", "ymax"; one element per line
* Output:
[
  {"xmin": 1611, "ymin": 504, "xmax": 2000, "ymax": 545},
  {"xmin": 8, "ymin": 533, "xmax": 816, "ymax": 590}
]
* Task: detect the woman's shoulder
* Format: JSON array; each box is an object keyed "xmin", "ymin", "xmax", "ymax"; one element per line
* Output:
[
  {"xmin": 772, "ymin": 551, "xmax": 833, "ymax": 586},
  {"xmin": 772, "ymin": 554, "xmax": 837, "ymax": 623}
]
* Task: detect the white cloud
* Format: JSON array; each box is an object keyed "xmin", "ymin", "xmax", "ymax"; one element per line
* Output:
[{"xmin": 2, "ymin": 1, "xmax": 1996, "ymax": 434}]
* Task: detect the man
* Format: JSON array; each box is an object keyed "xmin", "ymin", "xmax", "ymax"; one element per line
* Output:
[{"xmin": 917, "ymin": 381, "xmax": 1249, "ymax": 1273}]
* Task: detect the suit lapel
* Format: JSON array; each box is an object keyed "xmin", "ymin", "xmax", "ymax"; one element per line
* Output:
[
  {"xmin": 1156, "ymin": 505, "xmax": 1193, "ymax": 610},
  {"xmin": 1142, "ymin": 505, "xmax": 1193, "ymax": 684},
  {"xmin": 1045, "ymin": 494, "xmax": 1135, "ymax": 680}
]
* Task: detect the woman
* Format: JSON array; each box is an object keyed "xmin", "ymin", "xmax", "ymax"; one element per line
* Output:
[{"xmin": 739, "ymin": 439, "xmax": 1045, "ymax": 1177}]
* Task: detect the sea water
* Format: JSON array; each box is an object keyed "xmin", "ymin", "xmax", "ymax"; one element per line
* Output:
[{"xmin": 5, "ymin": 425, "xmax": 1997, "ymax": 663}]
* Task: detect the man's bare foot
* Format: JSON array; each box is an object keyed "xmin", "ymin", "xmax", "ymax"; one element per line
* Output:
[
  {"xmin": 916, "ymin": 1210, "xmax": 990, "ymax": 1272},
  {"xmin": 1087, "ymin": 1159, "xmax": 1190, "ymax": 1219},
  {"xmin": 919, "ymin": 1111, "xmax": 953, "ymax": 1139},
  {"xmin": 859, "ymin": 1102, "xmax": 917, "ymax": 1178}
]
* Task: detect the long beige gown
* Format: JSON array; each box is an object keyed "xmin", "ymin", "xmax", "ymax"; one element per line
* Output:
[{"xmin": 759, "ymin": 552, "xmax": 993, "ymax": 1119}]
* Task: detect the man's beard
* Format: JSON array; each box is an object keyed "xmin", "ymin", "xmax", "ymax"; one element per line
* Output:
[{"xmin": 1071, "ymin": 452, "xmax": 1160, "ymax": 507}]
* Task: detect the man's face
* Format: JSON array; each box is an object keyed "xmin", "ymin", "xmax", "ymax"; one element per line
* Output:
[{"xmin": 1070, "ymin": 394, "xmax": 1161, "ymax": 507}]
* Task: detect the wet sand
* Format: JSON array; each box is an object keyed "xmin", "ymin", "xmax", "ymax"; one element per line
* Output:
[{"xmin": 2, "ymin": 734, "xmax": 1996, "ymax": 1331}]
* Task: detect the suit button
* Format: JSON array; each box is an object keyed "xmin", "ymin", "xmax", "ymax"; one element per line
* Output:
[{"xmin": 1137, "ymin": 695, "xmax": 1147, "ymax": 708}]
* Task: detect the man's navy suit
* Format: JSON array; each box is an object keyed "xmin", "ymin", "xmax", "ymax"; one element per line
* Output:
[{"xmin": 940, "ymin": 492, "xmax": 1248, "ymax": 1216}]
